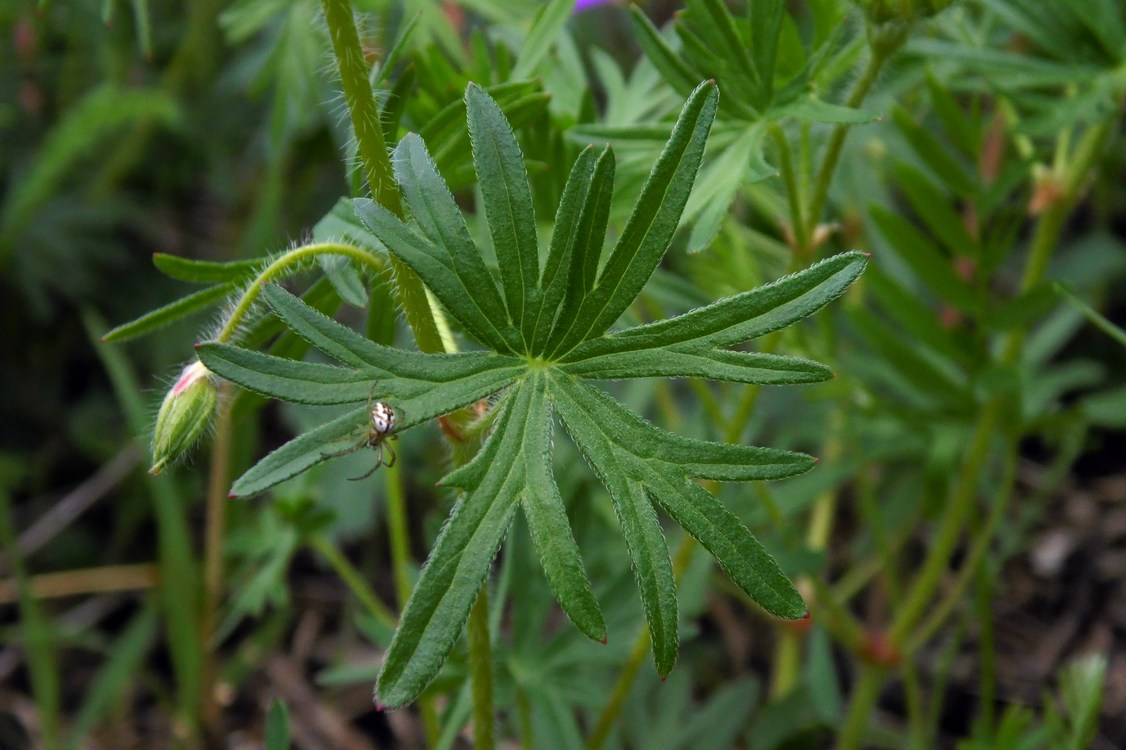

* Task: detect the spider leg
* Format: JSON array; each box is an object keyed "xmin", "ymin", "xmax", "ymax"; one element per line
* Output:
[
  {"xmin": 382, "ymin": 440, "xmax": 397, "ymax": 468},
  {"xmin": 348, "ymin": 458, "xmax": 382, "ymax": 481},
  {"xmin": 321, "ymin": 437, "xmax": 366, "ymax": 460}
]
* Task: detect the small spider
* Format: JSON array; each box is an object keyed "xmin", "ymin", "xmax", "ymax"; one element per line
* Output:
[{"xmin": 324, "ymin": 398, "xmax": 399, "ymax": 481}]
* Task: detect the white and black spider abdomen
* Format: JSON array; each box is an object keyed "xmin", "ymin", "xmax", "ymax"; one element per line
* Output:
[{"xmin": 370, "ymin": 402, "xmax": 396, "ymax": 436}]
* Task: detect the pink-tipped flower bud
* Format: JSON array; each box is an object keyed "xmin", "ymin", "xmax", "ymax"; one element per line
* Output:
[{"xmin": 150, "ymin": 360, "xmax": 217, "ymax": 475}]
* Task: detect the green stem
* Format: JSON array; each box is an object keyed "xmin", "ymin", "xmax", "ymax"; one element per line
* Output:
[
  {"xmin": 889, "ymin": 398, "xmax": 999, "ymax": 644},
  {"xmin": 517, "ymin": 689, "xmax": 535, "ymax": 749},
  {"xmin": 308, "ymin": 534, "xmax": 396, "ymax": 627},
  {"xmin": 828, "ymin": 76, "xmax": 1116, "ymax": 750},
  {"xmin": 890, "ymin": 116, "xmax": 1114, "ymax": 647},
  {"xmin": 468, "ymin": 585, "xmax": 496, "ymax": 750},
  {"xmin": 319, "ymin": 0, "xmax": 398, "ymax": 213},
  {"xmin": 855, "ymin": 461, "xmax": 902, "ymax": 601},
  {"xmin": 771, "ymin": 125, "xmax": 809, "ymax": 253},
  {"xmin": 725, "ymin": 380, "xmax": 762, "ymax": 440},
  {"xmin": 216, "ymin": 241, "xmax": 383, "ymax": 343},
  {"xmin": 808, "ymin": 577, "xmax": 866, "ymax": 651},
  {"xmin": 973, "ymin": 565, "xmax": 996, "ymax": 735},
  {"xmin": 903, "ymin": 664, "xmax": 926, "ymax": 750},
  {"xmin": 904, "ymin": 447, "xmax": 1017, "ymax": 654},
  {"xmin": 319, "ymin": 0, "xmax": 446, "ymax": 355},
  {"xmin": 587, "ymin": 629, "xmax": 651, "ymax": 750},
  {"xmin": 770, "ymin": 631, "xmax": 801, "ymax": 700},
  {"xmin": 805, "ymin": 46, "xmax": 891, "ymax": 244},
  {"xmin": 318, "ymin": 5, "xmax": 473, "ymax": 722},
  {"xmin": 834, "ymin": 664, "xmax": 886, "ymax": 750},
  {"xmin": 382, "ymin": 458, "xmax": 415, "ymax": 613}
]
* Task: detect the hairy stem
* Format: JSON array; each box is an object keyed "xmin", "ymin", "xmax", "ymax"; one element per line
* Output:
[
  {"xmin": 319, "ymin": 0, "xmax": 446, "ymax": 355},
  {"xmin": 216, "ymin": 242, "xmax": 382, "ymax": 343},
  {"xmin": 382, "ymin": 459, "xmax": 414, "ymax": 611}
]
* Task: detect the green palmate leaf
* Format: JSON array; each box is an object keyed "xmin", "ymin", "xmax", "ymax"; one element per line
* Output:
[
  {"xmin": 417, "ymin": 80, "xmax": 541, "ymax": 170},
  {"xmin": 547, "ymin": 147, "xmax": 616, "ymax": 357},
  {"xmin": 225, "ymin": 405, "xmax": 369, "ymax": 497},
  {"xmin": 200, "ymin": 334, "xmax": 524, "ymax": 427},
  {"xmin": 848, "ymin": 306, "xmax": 967, "ymax": 401},
  {"xmin": 865, "ymin": 263, "xmax": 973, "ymax": 368},
  {"xmin": 195, "ymin": 345, "xmax": 373, "ymax": 404},
  {"xmin": 568, "ymin": 123, "xmax": 677, "ymax": 143},
  {"xmin": 318, "ymin": 255, "xmax": 368, "ymax": 307},
  {"xmin": 684, "ymin": 124, "xmax": 772, "ymax": 252},
  {"xmin": 544, "ymin": 147, "xmax": 617, "ymax": 355},
  {"xmin": 312, "ymin": 199, "xmax": 379, "ymax": 247},
  {"xmin": 515, "ymin": 384, "xmax": 607, "ymax": 644},
  {"xmin": 213, "ymin": 287, "xmax": 525, "ymax": 417},
  {"xmin": 373, "ymin": 12, "xmax": 419, "ymax": 87},
  {"xmin": 210, "ymin": 83, "xmax": 865, "ymax": 707},
  {"xmin": 551, "ymin": 375, "xmax": 678, "ymax": 675},
  {"xmin": 892, "ymin": 162, "xmax": 980, "ymax": 257},
  {"xmin": 674, "ymin": 24, "xmax": 758, "ymax": 121},
  {"xmin": 380, "ymin": 64, "xmax": 415, "ymax": 145},
  {"xmin": 0, "ymin": 85, "xmax": 178, "ymax": 247}
]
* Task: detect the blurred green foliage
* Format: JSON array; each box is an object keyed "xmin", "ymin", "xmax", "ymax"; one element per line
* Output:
[{"xmin": 1, "ymin": 0, "xmax": 1124, "ymax": 748}]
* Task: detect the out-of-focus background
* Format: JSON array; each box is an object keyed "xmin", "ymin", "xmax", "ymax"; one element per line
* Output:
[{"xmin": 2, "ymin": 0, "xmax": 1125, "ymax": 748}]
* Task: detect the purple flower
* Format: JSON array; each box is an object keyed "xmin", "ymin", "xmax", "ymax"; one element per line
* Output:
[{"xmin": 574, "ymin": 0, "xmax": 614, "ymax": 12}]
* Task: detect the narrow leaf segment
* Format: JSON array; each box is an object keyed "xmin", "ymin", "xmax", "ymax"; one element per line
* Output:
[{"xmin": 205, "ymin": 81, "xmax": 867, "ymax": 708}]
